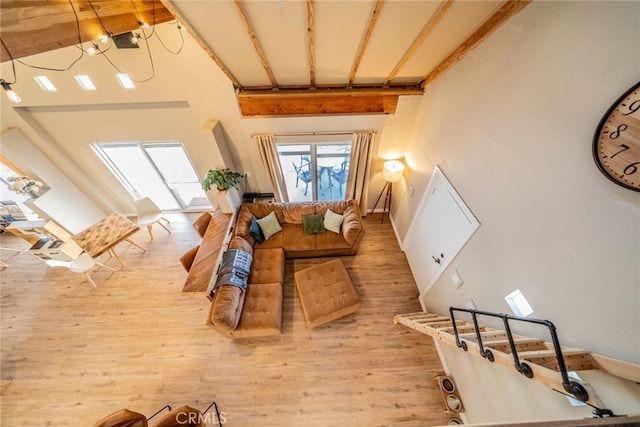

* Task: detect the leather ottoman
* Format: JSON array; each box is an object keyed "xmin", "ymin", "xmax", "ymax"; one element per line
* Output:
[{"xmin": 294, "ymin": 259, "xmax": 360, "ymax": 328}]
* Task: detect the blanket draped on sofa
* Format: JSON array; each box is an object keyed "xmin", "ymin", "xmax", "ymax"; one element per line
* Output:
[{"xmin": 211, "ymin": 249, "xmax": 252, "ymax": 296}]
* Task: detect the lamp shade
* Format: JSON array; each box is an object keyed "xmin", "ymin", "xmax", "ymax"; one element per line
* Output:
[{"xmin": 382, "ymin": 160, "xmax": 405, "ymax": 183}]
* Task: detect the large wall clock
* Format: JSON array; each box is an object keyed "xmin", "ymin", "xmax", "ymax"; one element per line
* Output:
[{"xmin": 593, "ymin": 81, "xmax": 640, "ymax": 192}]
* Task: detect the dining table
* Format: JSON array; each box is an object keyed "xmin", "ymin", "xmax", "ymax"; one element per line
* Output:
[
  {"xmin": 72, "ymin": 212, "xmax": 145, "ymax": 267},
  {"xmin": 316, "ymin": 157, "xmax": 343, "ymax": 189}
]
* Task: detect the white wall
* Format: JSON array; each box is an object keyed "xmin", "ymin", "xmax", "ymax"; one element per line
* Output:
[{"xmin": 392, "ymin": 1, "xmax": 640, "ymax": 421}]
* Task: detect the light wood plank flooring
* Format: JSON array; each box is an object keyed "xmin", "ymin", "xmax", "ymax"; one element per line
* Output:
[{"xmin": 0, "ymin": 213, "xmax": 449, "ymax": 426}]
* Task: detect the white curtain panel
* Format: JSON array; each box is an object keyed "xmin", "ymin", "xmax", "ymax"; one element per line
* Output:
[
  {"xmin": 254, "ymin": 134, "xmax": 290, "ymax": 203},
  {"xmin": 345, "ymin": 131, "xmax": 374, "ymax": 214}
]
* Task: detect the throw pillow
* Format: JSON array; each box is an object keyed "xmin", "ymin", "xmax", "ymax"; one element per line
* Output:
[
  {"xmin": 323, "ymin": 209, "xmax": 344, "ymax": 234},
  {"xmin": 256, "ymin": 211, "xmax": 283, "ymax": 240},
  {"xmin": 302, "ymin": 213, "xmax": 326, "ymax": 234},
  {"xmin": 249, "ymin": 215, "xmax": 265, "ymax": 243}
]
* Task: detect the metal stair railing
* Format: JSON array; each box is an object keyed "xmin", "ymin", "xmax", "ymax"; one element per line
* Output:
[{"xmin": 449, "ymin": 306, "xmax": 589, "ymax": 402}]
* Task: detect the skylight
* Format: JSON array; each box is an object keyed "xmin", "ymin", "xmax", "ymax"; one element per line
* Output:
[
  {"xmin": 505, "ymin": 289, "xmax": 534, "ymax": 317},
  {"xmin": 74, "ymin": 75, "xmax": 96, "ymax": 91},
  {"xmin": 34, "ymin": 76, "xmax": 57, "ymax": 92},
  {"xmin": 116, "ymin": 73, "xmax": 135, "ymax": 89}
]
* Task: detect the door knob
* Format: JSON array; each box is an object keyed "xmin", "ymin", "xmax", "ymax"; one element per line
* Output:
[{"xmin": 432, "ymin": 256, "xmax": 441, "ymax": 264}]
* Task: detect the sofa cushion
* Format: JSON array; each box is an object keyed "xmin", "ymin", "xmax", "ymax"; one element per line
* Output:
[
  {"xmin": 282, "ymin": 223, "xmax": 317, "ymax": 253},
  {"xmin": 257, "ymin": 211, "xmax": 283, "ymax": 240},
  {"xmin": 316, "ymin": 228, "xmax": 351, "ymax": 250},
  {"xmin": 247, "ymin": 203, "xmax": 285, "ymax": 223},
  {"xmin": 250, "ymin": 248, "xmax": 285, "ymax": 285},
  {"xmin": 315, "ymin": 200, "xmax": 351, "ymax": 215},
  {"xmin": 323, "ymin": 209, "xmax": 344, "ymax": 233},
  {"xmin": 254, "ymin": 227, "xmax": 284, "ymax": 249},
  {"xmin": 231, "ymin": 282, "xmax": 283, "ymax": 338},
  {"xmin": 342, "ymin": 205, "xmax": 362, "ymax": 245},
  {"xmin": 302, "ymin": 212, "xmax": 325, "ymax": 234},
  {"xmin": 283, "ymin": 202, "xmax": 317, "ymax": 224},
  {"xmin": 210, "ymin": 285, "xmax": 245, "ymax": 332},
  {"xmin": 228, "ymin": 236, "xmax": 253, "ymax": 255}
]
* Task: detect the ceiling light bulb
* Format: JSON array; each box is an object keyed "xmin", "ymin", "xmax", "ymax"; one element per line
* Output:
[
  {"xmin": 177, "ymin": 22, "xmax": 183, "ymax": 30},
  {"xmin": 87, "ymin": 43, "xmax": 98, "ymax": 56},
  {"xmin": 131, "ymin": 33, "xmax": 140, "ymax": 45},
  {"xmin": 1, "ymin": 80, "xmax": 22, "ymax": 103},
  {"xmin": 139, "ymin": 21, "xmax": 150, "ymax": 28},
  {"xmin": 100, "ymin": 33, "xmax": 110, "ymax": 44}
]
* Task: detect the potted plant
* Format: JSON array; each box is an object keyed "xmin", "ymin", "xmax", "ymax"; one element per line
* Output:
[{"xmin": 201, "ymin": 168, "xmax": 243, "ymax": 191}]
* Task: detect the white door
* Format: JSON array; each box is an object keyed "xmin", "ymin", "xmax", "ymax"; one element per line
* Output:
[{"xmin": 403, "ymin": 167, "xmax": 479, "ymax": 299}]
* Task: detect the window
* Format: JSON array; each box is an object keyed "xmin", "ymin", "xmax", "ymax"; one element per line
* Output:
[
  {"xmin": 276, "ymin": 142, "xmax": 351, "ymax": 202},
  {"xmin": 94, "ymin": 142, "xmax": 210, "ymax": 210}
]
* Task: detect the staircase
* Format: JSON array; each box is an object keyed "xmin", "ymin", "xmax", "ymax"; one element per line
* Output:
[{"xmin": 394, "ymin": 308, "xmax": 640, "ymax": 411}]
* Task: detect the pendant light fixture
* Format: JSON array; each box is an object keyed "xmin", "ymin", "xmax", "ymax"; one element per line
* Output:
[{"xmin": 0, "ymin": 79, "xmax": 22, "ymax": 103}]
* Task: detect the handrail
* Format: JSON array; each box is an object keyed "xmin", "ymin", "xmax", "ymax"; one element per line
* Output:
[{"xmin": 449, "ymin": 307, "xmax": 589, "ymax": 402}]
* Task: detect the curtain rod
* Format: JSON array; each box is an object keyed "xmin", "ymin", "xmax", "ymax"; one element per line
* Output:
[{"xmin": 251, "ymin": 130, "xmax": 376, "ymax": 138}]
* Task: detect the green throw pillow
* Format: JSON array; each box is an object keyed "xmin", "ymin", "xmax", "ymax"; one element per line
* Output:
[
  {"xmin": 302, "ymin": 213, "xmax": 326, "ymax": 234},
  {"xmin": 256, "ymin": 211, "xmax": 283, "ymax": 240},
  {"xmin": 249, "ymin": 215, "xmax": 265, "ymax": 243},
  {"xmin": 323, "ymin": 209, "xmax": 344, "ymax": 234}
]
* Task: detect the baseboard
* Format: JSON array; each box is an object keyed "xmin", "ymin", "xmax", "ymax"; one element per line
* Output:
[{"xmin": 389, "ymin": 213, "xmax": 404, "ymax": 251}]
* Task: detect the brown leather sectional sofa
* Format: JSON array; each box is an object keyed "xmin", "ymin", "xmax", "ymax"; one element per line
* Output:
[{"xmin": 207, "ymin": 199, "xmax": 363, "ymax": 338}]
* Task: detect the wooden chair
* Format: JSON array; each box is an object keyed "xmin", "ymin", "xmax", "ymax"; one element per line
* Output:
[
  {"xmin": 45, "ymin": 252, "xmax": 117, "ymax": 288},
  {"xmin": 92, "ymin": 408, "xmax": 148, "ymax": 427},
  {"xmin": 292, "ymin": 162, "xmax": 312, "ymax": 195},
  {"xmin": 93, "ymin": 404, "xmax": 171, "ymax": 427},
  {"xmin": 331, "ymin": 160, "xmax": 349, "ymax": 196},
  {"xmin": 180, "ymin": 245, "xmax": 200, "ymax": 272},
  {"xmin": 134, "ymin": 197, "xmax": 171, "ymax": 239},
  {"xmin": 192, "ymin": 212, "xmax": 212, "ymax": 238},
  {"xmin": 153, "ymin": 402, "xmax": 222, "ymax": 427}
]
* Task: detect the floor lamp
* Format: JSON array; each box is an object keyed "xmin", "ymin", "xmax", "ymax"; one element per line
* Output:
[{"xmin": 370, "ymin": 160, "xmax": 405, "ymax": 223}]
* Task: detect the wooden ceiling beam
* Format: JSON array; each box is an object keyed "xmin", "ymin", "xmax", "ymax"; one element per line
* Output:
[
  {"xmin": 0, "ymin": 0, "xmax": 174, "ymax": 62},
  {"xmin": 347, "ymin": 0, "xmax": 384, "ymax": 87},
  {"xmin": 233, "ymin": 0, "xmax": 277, "ymax": 88},
  {"xmin": 384, "ymin": 0, "xmax": 453, "ymax": 86},
  {"xmin": 238, "ymin": 93, "xmax": 398, "ymax": 117},
  {"xmin": 160, "ymin": 0, "xmax": 242, "ymax": 89},
  {"xmin": 306, "ymin": 0, "xmax": 315, "ymax": 87},
  {"xmin": 419, "ymin": 0, "xmax": 531, "ymax": 88},
  {"xmin": 236, "ymin": 87, "xmax": 423, "ymax": 117}
]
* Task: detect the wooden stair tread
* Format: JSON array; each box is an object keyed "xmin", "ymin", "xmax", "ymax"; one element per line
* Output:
[
  {"xmin": 518, "ymin": 349, "xmax": 588, "ymax": 360},
  {"xmin": 485, "ymin": 337, "xmax": 543, "ymax": 346}
]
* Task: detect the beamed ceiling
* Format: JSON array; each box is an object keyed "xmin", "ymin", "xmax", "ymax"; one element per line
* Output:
[{"xmin": 0, "ymin": 0, "xmax": 531, "ymax": 116}]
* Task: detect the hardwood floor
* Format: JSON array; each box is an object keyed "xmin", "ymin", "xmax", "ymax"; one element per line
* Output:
[{"xmin": 0, "ymin": 213, "xmax": 449, "ymax": 426}]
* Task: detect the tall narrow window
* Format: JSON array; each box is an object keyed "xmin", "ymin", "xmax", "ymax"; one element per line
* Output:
[
  {"xmin": 94, "ymin": 142, "xmax": 210, "ymax": 210},
  {"xmin": 276, "ymin": 141, "xmax": 351, "ymax": 202}
]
